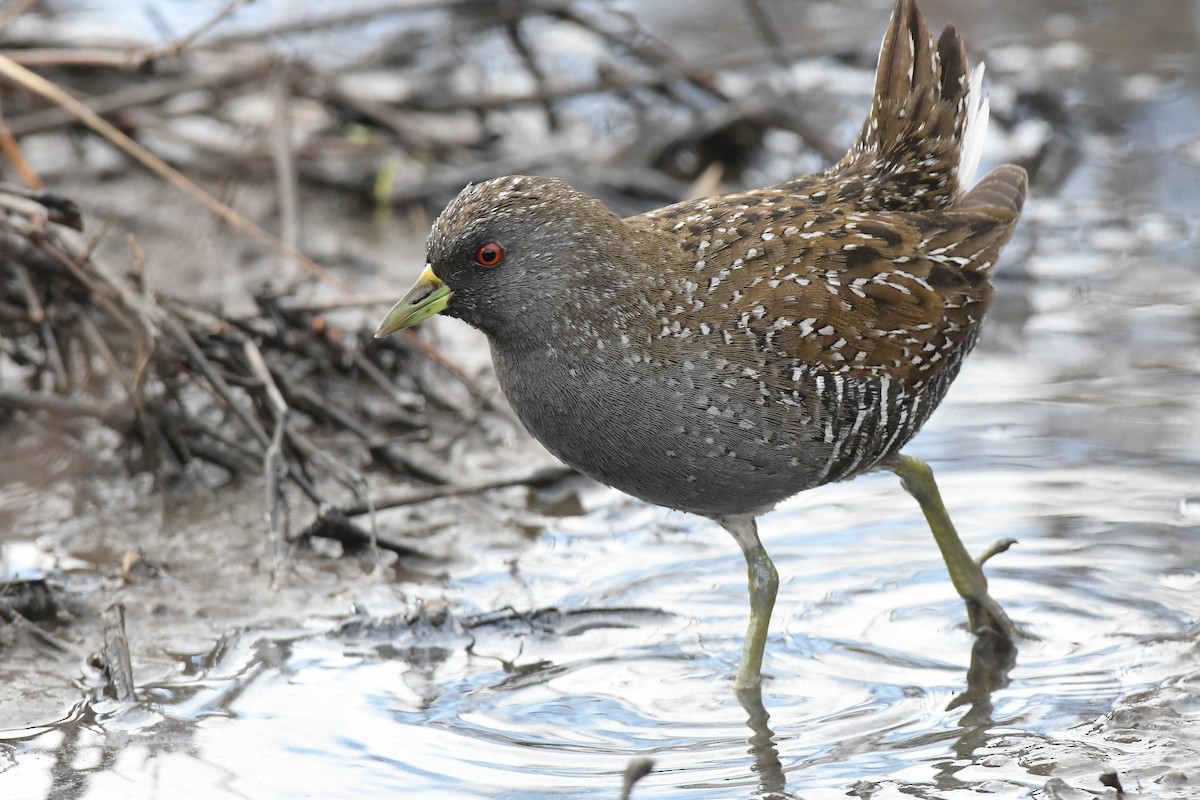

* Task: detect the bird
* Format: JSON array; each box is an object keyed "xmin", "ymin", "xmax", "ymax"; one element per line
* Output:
[{"xmin": 376, "ymin": 0, "xmax": 1028, "ymax": 691}]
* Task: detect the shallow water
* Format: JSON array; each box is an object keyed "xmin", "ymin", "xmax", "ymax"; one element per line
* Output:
[
  {"xmin": 3, "ymin": 0, "xmax": 1200, "ymax": 798},
  {"xmin": 6, "ymin": 456, "xmax": 1199, "ymax": 798}
]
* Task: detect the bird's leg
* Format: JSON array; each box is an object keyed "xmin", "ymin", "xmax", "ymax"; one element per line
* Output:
[
  {"xmin": 889, "ymin": 454, "xmax": 1017, "ymax": 641},
  {"xmin": 716, "ymin": 514, "xmax": 779, "ymax": 691}
]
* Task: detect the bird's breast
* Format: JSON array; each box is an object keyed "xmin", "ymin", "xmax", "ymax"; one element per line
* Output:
[{"xmin": 488, "ymin": 336, "xmax": 843, "ymax": 518}]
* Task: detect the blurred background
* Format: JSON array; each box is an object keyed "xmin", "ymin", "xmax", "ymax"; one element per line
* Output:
[{"xmin": 0, "ymin": 1, "xmax": 1198, "ymax": 798}]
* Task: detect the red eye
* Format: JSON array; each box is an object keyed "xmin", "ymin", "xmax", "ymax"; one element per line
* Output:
[{"xmin": 475, "ymin": 242, "xmax": 504, "ymax": 267}]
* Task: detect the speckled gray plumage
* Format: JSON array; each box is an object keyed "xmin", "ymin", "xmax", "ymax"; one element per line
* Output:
[{"xmin": 420, "ymin": 1, "xmax": 1027, "ymax": 520}]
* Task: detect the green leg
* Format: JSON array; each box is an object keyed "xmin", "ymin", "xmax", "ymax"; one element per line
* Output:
[
  {"xmin": 717, "ymin": 514, "xmax": 779, "ymax": 691},
  {"xmin": 889, "ymin": 454, "xmax": 1017, "ymax": 641}
]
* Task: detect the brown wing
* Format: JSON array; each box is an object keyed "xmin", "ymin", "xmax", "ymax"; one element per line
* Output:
[
  {"xmin": 636, "ymin": 165, "xmax": 1027, "ymax": 397},
  {"xmin": 765, "ymin": 166, "xmax": 1027, "ymax": 394}
]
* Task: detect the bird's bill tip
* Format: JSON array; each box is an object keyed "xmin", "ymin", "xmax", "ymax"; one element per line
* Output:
[{"xmin": 374, "ymin": 265, "xmax": 451, "ymax": 337}]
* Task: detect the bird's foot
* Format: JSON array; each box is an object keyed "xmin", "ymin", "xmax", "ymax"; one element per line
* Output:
[{"xmin": 962, "ymin": 538, "xmax": 1038, "ymax": 642}]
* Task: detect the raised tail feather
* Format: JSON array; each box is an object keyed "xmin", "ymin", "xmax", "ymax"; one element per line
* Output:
[
  {"xmin": 954, "ymin": 164, "xmax": 1028, "ymax": 218},
  {"xmin": 831, "ymin": 0, "xmax": 990, "ymax": 210},
  {"xmin": 945, "ymin": 164, "xmax": 1029, "ymax": 271}
]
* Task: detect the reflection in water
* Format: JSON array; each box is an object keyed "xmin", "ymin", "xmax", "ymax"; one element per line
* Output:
[
  {"xmin": 944, "ymin": 632, "xmax": 1019, "ymax": 793},
  {"xmin": 620, "ymin": 758, "xmax": 656, "ymax": 800},
  {"xmin": 949, "ymin": 630, "xmax": 1018, "ymax": 720},
  {"xmin": 731, "ymin": 609, "xmax": 1020, "ymax": 799},
  {"xmin": 736, "ymin": 685, "xmax": 791, "ymax": 800}
]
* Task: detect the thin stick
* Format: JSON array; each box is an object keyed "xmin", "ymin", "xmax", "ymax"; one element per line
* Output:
[
  {"xmin": 298, "ymin": 465, "xmax": 577, "ymax": 552},
  {"xmin": 0, "ymin": 106, "xmax": 42, "ymax": 189},
  {"xmin": 39, "ymin": 235, "xmax": 139, "ymax": 339},
  {"xmin": 0, "ymin": 190, "xmax": 62, "ymax": 230},
  {"xmin": 278, "ymin": 292, "xmax": 409, "ymax": 314},
  {"xmin": 0, "ymin": 390, "xmax": 132, "ymax": 428},
  {"xmin": 6, "ymin": 68, "xmax": 263, "ymax": 138},
  {"xmin": 77, "ymin": 313, "xmax": 134, "ymax": 402},
  {"xmin": 13, "ymin": 263, "xmax": 44, "ymax": 324},
  {"xmin": 139, "ymin": 0, "xmax": 252, "ymax": 62},
  {"xmin": 0, "ymin": 606, "xmax": 68, "ymax": 652},
  {"xmin": 331, "ymin": 464, "xmax": 575, "ymax": 518},
  {"xmin": 0, "ymin": 54, "xmax": 349, "ymax": 292},
  {"xmin": 505, "ymin": 18, "xmax": 558, "ymax": 130},
  {"xmin": 268, "ymin": 66, "xmax": 301, "ymax": 273},
  {"xmin": 1, "ymin": 49, "xmax": 156, "ymax": 70},
  {"xmin": 288, "ymin": 426, "xmax": 385, "ymax": 569},
  {"xmin": 166, "ymin": 317, "xmax": 270, "ymax": 450},
  {"xmin": 212, "ymin": 0, "xmax": 572, "ymax": 47},
  {"xmin": 243, "ymin": 339, "xmax": 294, "ymax": 583},
  {"xmin": 347, "ymin": 349, "xmax": 424, "ymax": 418},
  {"xmin": 168, "ymin": 319, "xmax": 323, "ymax": 507}
]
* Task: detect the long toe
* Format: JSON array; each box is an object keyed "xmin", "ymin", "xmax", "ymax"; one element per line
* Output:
[
  {"xmin": 967, "ymin": 590, "xmax": 1017, "ymax": 641},
  {"xmin": 965, "ymin": 574, "xmax": 1039, "ymax": 642}
]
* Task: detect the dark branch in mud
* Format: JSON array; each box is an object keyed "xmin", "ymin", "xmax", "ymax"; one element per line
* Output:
[{"xmin": 299, "ymin": 464, "xmax": 576, "ymax": 553}]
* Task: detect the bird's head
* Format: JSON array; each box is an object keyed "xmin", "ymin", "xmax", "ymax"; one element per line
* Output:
[{"xmin": 375, "ymin": 175, "xmax": 635, "ymax": 343}]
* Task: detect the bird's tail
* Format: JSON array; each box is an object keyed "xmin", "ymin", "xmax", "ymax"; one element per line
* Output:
[
  {"xmin": 828, "ymin": 0, "xmax": 989, "ymax": 211},
  {"xmin": 945, "ymin": 163, "xmax": 1029, "ymax": 272}
]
